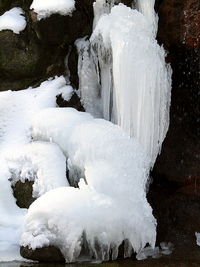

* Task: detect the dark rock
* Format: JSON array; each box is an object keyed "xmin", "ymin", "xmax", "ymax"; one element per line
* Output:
[
  {"xmin": 148, "ymin": 176, "xmax": 200, "ymax": 251},
  {"xmin": 0, "ymin": 0, "xmax": 11, "ymax": 15},
  {"xmin": 56, "ymin": 92, "xmax": 84, "ymax": 111},
  {"xmin": 151, "ymin": 0, "xmax": 200, "ymax": 255},
  {"xmin": 153, "ymin": 0, "xmax": 200, "ymax": 185},
  {"xmin": 20, "ymin": 246, "xmax": 65, "ymax": 263},
  {"xmin": 12, "ymin": 180, "xmax": 36, "ymax": 209}
]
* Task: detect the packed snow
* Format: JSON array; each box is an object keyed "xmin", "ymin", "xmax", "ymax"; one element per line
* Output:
[
  {"xmin": 30, "ymin": 0, "xmax": 76, "ymax": 20},
  {"xmin": 21, "ymin": 108, "xmax": 156, "ymax": 262},
  {"xmin": 0, "ymin": 8, "xmax": 26, "ymax": 34},
  {"xmin": 77, "ymin": 3, "xmax": 172, "ymax": 167},
  {"xmin": 0, "ymin": 76, "xmax": 72, "ymax": 261}
]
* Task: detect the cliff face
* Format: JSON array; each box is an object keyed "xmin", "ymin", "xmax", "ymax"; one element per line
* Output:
[
  {"xmin": 151, "ymin": 0, "xmax": 200, "ymax": 252},
  {"xmin": 0, "ymin": 0, "xmax": 199, "ymax": 257}
]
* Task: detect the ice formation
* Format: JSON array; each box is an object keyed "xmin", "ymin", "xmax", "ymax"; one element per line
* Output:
[
  {"xmin": 0, "ymin": 77, "xmax": 72, "ymax": 261},
  {"xmin": 21, "ymin": 108, "xmax": 156, "ymax": 262},
  {"xmin": 30, "ymin": 0, "xmax": 75, "ymax": 20},
  {"xmin": 195, "ymin": 232, "xmax": 200, "ymax": 246},
  {"xmin": 77, "ymin": 3, "xmax": 172, "ymax": 166},
  {"xmin": 6, "ymin": 142, "xmax": 68, "ymax": 198},
  {"xmin": 0, "ymin": 8, "xmax": 26, "ymax": 34}
]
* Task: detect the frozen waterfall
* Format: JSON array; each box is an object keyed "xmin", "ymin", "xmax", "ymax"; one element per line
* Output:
[{"xmin": 77, "ymin": 1, "xmax": 172, "ymax": 167}]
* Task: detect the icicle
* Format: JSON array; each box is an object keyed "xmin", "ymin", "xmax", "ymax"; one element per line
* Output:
[
  {"xmin": 77, "ymin": 3, "xmax": 172, "ymax": 167},
  {"xmin": 136, "ymin": 0, "xmax": 158, "ymax": 36},
  {"xmin": 93, "ymin": 0, "xmax": 116, "ymax": 30}
]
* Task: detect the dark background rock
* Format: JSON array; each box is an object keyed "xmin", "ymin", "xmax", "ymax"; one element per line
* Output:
[
  {"xmin": 150, "ymin": 0, "xmax": 200, "ymax": 253},
  {"xmin": 12, "ymin": 180, "xmax": 36, "ymax": 209},
  {"xmin": 20, "ymin": 246, "xmax": 65, "ymax": 263}
]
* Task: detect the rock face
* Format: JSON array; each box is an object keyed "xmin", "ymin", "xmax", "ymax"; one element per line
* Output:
[
  {"xmin": 20, "ymin": 246, "xmax": 65, "ymax": 263},
  {"xmin": 0, "ymin": 0, "xmax": 94, "ymax": 91},
  {"xmin": 151, "ymin": 0, "xmax": 200, "ymax": 252},
  {"xmin": 12, "ymin": 180, "xmax": 36, "ymax": 209}
]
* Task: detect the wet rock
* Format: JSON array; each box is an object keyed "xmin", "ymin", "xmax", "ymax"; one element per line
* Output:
[
  {"xmin": 56, "ymin": 92, "xmax": 84, "ymax": 111},
  {"xmin": 153, "ymin": 0, "xmax": 200, "ymax": 185},
  {"xmin": 20, "ymin": 246, "xmax": 65, "ymax": 263},
  {"xmin": 12, "ymin": 180, "xmax": 36, "ymax": 209},
  {"xmin": 0, "ymin": 0, "xmax": 11, "ymax": 15},
  {"xmin": 157, "ymin": 0, "xmax": 200, "ymax": 47},
  {"xmin": 148, "ymin": 178, "xmax": 200, "ymax": 253}
]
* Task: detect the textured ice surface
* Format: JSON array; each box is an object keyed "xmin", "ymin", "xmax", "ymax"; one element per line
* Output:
[
  {"xmin": 77, "ymin": 4, "xmax": 172, "ymax": 167},
  {"xmin": 21, "ymin": 108, "xmax": 156, "ymax": 262},
  {"xmin": 0, "ymin": 77, "xmax": 71, "ymax": 261},
  {"xmin": 31, "ymin": 0, "xmax": 75, "ymax": 20},
  {"xmin": 6, "ymin": 142, "xmax": 68, "ymax": 198},
  {"xmin": 0, "ymin": 8, "xmax": 26, "ymax": 34}
]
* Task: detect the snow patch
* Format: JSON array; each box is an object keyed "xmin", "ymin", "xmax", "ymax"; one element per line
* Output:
[
  {"xmin": 0, "ymin": 76, "xmax": 71, "ymax": 261},
  {"xmin": 0, "ymin": 8, "xmax": 26, "ymax": 34},
  {"xmin": 30, "ymin": 0, "xmax": 76, "ymax": 20}
]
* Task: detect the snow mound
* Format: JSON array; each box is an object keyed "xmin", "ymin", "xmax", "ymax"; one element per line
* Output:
[
  {"xmin": 0, "ymin": 76, "xmax": 71, "ymax": 261},
  {"xmin": 30, "ymin": 0, "xmax": 76, "ymax": 20},
  {"xmin": 0, "ymin": 8, "xmax": 26, "ymax": 34},
  {"xmin": 0, "ymin": 76, "xmax": 72, "ymax": 151},
  {"xmin": 21, "ymin": 108, "xmax": 156, "ymax": 262},
  {"xmin": 6, "ymin": 142, "xmax": 68, "ymax": 198}
]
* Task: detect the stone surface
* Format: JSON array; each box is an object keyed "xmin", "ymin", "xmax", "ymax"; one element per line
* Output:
[
  {"xmin": 20, "ymin": 246, "xmax": 65, "ymax": 263},
  {"xmin": 0, "ymin": 0, "xmax": 94, "ymax": 91},
  {"xmin": 152, "ymin": 0, "xmax": 200, "ymax": 259},
  {"xmin": 12, "ymin": 180, "xmax": 36, "ymax": 209},
  {"xmin": 153, "ymin": 0, "xmax": 200, "ymax": 185}
]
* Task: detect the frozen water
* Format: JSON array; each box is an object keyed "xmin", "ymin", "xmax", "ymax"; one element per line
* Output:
[
  {"xmin": 0, "ymin": 76, "xmax": 71, "ymax": 261},
  {"xmin": 6, "ymin": 142, "xmax": 68, "ymax": 198},
  {"xmin": 77, "ymin": 3, "xmax": 172, "ymax": 167},
  {"xmin": 21, "ymin": 107, "xmax": 156, "ymax": 262}
]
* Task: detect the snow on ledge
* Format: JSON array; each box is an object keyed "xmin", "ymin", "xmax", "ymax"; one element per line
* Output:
[
  {"xmin": 0, "ymin": 8, "xmax": 26, "ymax": 34},
  {"xmin": 30, "ymin": 0, "xmax": 76, "ymax": 20}
]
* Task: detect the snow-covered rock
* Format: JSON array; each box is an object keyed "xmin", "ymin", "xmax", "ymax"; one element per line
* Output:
[{"xmin": 31, "ymin": 0, "xmax": 76, "ymax": 20}]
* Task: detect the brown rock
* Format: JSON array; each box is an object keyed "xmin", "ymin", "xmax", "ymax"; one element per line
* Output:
[
  {"xmin": 20, "ymin": 246, "xmax": 65, "ymax": 263},
  {"xmin": 12, "ymin": 180, "xmax": 36, "ymax": 209}
]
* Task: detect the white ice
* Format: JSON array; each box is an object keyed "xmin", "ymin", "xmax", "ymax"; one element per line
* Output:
[
  {"xmin": 78, "ymin": 3, "xmax": 172, "ymax": 167},
  {"xmin": 0, "ymin": 76, "xmax": 72, "ymax": 261},
  {"xmin": 6, "ymin": 142, "xmax": 68, "ymax": 198},
  {"xmin": 0, "ymin": 8, "xmax": 26, "ymax": 34},
  {"xmin": 30, "ymin": 0, "xmax": 75, "ymax": 20},
  {"xmin": 21, "ymin": 107, "xmax": 156, "ymax": 262}
]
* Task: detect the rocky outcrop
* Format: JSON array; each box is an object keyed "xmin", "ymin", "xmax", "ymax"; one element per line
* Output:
[
  {"xmin": 12, "ymin": 180, "xmax": 35, "ymax": 209},
  {"xmin": 151, "ymin": 0, "xmax": 200, "ymax": 253},
  {"xmin": 0, "ymin": 0, "xmax": 94, "ymax": 91},
  {"xmin": 154, "ymin": 0, "xmax": 200, "ymax": 185},
  {"xmin": 20, "ymin": 246, "xmax": 65, "ymax": 263}
]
